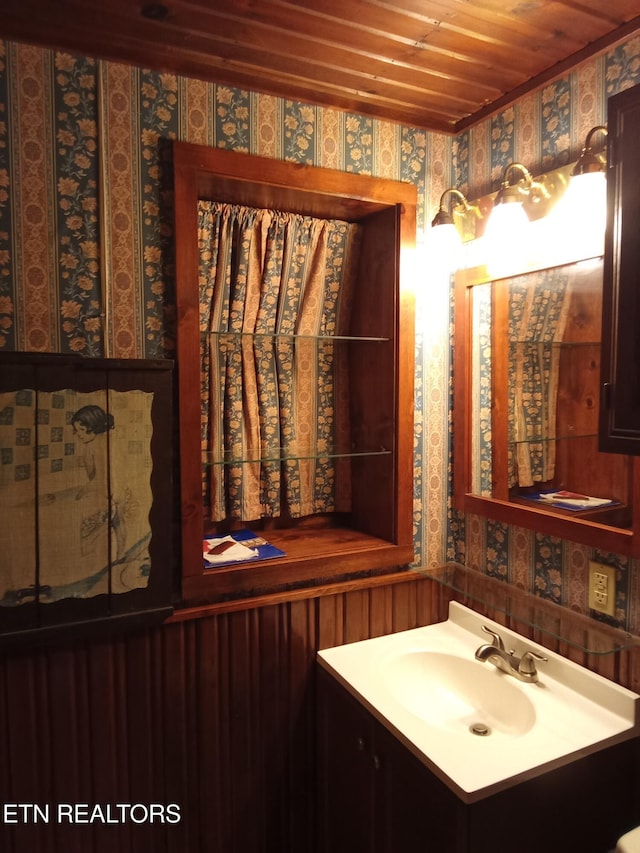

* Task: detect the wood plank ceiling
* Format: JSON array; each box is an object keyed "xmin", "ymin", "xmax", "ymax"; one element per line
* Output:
[{"xmin": 1, "ymin": 0, "xmax": 640, "ymax": 132}]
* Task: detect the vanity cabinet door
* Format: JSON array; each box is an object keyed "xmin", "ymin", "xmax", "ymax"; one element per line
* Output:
[
  {"xmin": 317, "ymin": 669, "xmax": 379, "ymax": 853},
  {"xmin": 374, "ymin": 722, "xmax": 466, "ymax": 853},
  {"xmin": 317, "ymin": 669, "xmax": 464, "ymax": 853},
  {"xmin": 600, "ymin": 82, "xmax": 640, "ymax": 453}
]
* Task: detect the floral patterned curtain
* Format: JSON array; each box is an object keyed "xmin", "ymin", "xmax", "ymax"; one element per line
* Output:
[
  {"xmin": 198, "ymin": 201, "xmax": 361, "ymax": 522},
  {"xmin": 508, "ymin": 268, "xmax": 572, "ymax": 488}
]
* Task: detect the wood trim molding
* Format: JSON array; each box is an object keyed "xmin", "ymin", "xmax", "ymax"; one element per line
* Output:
[{"xmin": 168, "ymin": 568, "xmax": 430, "ymax": 622}]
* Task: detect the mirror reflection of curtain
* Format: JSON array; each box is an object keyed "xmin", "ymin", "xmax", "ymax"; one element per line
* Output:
[
  {"xmin": 471, "ymin": 283, "xmax": 493, "ymax": 496},
  {"xmin": 198, "ymin": 201, "xmax": 361, "ymax": 522},
  {"xmin": 508, "ymin": 268, "xmax": 573, "ymax": 488}
]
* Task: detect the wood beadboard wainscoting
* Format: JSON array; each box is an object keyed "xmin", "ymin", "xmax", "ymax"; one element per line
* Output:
[
  {"xmin": 2, "ymin": 570, "xmax": 640, "ymax": 853},
  {"xmin": 0, "ymin": 571, "xmax": 439, "ymax": 853}
]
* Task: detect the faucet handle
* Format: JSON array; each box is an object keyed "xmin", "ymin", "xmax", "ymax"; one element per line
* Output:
[
  {"xmin": 480, "ymin": 625, "xmax": 505, "ymax": 650},
  {"xmin": 519, "ymin": 650, "xmax": 548, "ymax": 676}
]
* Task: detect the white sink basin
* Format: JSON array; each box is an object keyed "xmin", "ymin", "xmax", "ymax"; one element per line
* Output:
[
  {"xmin": 379, "ymin": 650, "xmax": 536, "ymax": 737},
  {"xmin": 317, "ymin": 601, "xmax": 640, "ymax": 802}
]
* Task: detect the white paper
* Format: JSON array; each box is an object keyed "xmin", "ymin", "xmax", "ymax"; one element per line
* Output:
[{"xmin": 203, "ymin": 535, "xmax": 258, "ymax": 564}]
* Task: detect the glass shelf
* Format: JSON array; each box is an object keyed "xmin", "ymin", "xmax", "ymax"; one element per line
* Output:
[
  {"xmin": 510, "ymin": 340, "xmax": 600, "ymax": 349},
  {"xmin": 509, "ymin": 431, "xmax": 598, "ymax": 446},
  {"xmin": 204, "ymin": 331, "xmax": 389, "ymax": 342},
  {"xmin": 418, "ymin": 562, "xmax": 640, "ymax": 655},
  {"xmin": 203, "ymin": 446, "xmax": 391, "ymax": 466}
]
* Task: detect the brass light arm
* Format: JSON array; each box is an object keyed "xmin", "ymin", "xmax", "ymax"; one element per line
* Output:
[
  {"xmin": 495, "ymin": 162, "xmax": 550, "ymax": 208},
  {"xmin": 573, "ymin": 125, "xmax": 608, "ymax": 176},
  {"xmin": 431, "ymin": 187, "xmax": 475, "ymax": 227}
]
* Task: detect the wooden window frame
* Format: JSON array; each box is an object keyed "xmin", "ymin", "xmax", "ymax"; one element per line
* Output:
[{"xmin": 173, "ymin": 142, "xmax": 416, "ymax": 601}]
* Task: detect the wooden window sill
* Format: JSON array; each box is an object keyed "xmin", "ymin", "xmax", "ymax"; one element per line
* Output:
[{"xmin": 182, "ymin": 526, "xmax": 414, "ymax": 602}]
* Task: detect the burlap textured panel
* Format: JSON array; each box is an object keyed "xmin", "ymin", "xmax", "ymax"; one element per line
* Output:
[{"xmin": 0, "ymin": 388, "xmax": 154, "ymax": 604}]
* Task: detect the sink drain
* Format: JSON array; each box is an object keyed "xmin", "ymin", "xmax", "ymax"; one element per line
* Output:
[{"xmin": 469, "ymin": 722, "xmax": 491, "ymax": 736}]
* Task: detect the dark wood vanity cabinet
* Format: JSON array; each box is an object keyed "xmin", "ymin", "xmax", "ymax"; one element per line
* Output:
[
  {"xmin": 317, "ymin": 668, "xmax": 460, "ymax": 853},
  {"xmin": 317, "ymin": 667, "xmax": 640, "ymax": 853},
  {"xmin": 600, "ymin": 82, "xmax": 640, "ymax": 454}
]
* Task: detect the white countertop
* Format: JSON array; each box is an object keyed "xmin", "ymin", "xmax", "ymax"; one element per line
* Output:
[{"xmin": 317, "ymin": 602, "xmax": 640, "ymax": 803}]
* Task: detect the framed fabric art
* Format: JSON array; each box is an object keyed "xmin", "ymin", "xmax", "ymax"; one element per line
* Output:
[{"xmin": 0, "ymin": 353, "xmax": 174, "ymax": 644}]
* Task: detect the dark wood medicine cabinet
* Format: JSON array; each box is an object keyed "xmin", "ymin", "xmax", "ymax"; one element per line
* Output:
[
  {"xmin": 600, "ymin": 82, "xmax": 640, "ymax": 454},
  {"xmin": 173, "ymin": 142, "xmax": 416, "ymax": 601}
]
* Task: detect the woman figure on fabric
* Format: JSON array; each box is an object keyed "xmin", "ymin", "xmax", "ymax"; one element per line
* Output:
[{"xmin": 71, "ymin": 405, "xmax": 125, "ymax": 564}]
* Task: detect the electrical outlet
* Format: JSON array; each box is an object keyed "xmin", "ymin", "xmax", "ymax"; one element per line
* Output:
[{"xmin": 588, "ymin": 560, "xmax": 617, "ymax": 616}]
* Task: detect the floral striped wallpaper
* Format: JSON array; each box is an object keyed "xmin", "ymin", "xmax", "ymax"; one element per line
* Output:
[
  {"xmin": 446, "ymin": 36, "xmax": 640, "ymax": 634},
  {"xmin": 1, "ymin": 33, "xmax": 640, "ymax": 630}
]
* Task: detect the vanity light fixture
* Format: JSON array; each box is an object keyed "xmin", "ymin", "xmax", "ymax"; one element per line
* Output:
[
  {"xmin": 572, "ymin": 124, "xmax": 608, "ymax": 178},
  {"xmin": 546, "ymin": 126, "xmax": 608, "ymax": 263},
  {"xmin": 483, "ymin": 162, "xmax": 550, "ymax": 240},
  {"xmin": 431, "ymin": 187, "xmax": 471, "ymax": 231},
  {"xmin": 483, "ymin": 163, "xmax": 550, "ymax": 275},
  {"xmin": 569, "ymin": 125, "xmax": 608, "ymax": 236},
  {"xmin": 422, "ymin": 188, "xmax": 470, "ymax": 323},
  {"xmin": 564, "ymin": 126, "xmax": 608, "ymax": 232},
  {"xmin": 429, "ymin": 188, "xmax": 471, "ymax": 268}
]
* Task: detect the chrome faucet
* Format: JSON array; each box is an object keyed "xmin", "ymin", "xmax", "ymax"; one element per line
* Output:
[{"xmin": 474, "ymin": 626, "xmax": 547, "ymax": 683}]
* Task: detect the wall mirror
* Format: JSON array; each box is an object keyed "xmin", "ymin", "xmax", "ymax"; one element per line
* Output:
[
  {"xmin": 173, "ymin": 142, "xmax": 416, "ymax": 601},
  {"xmin": 453, "ymin": 254, "xmax": 640, "ymax": 556}
]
